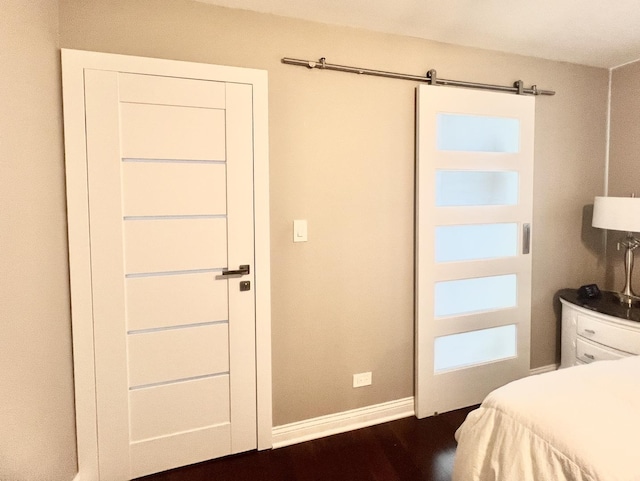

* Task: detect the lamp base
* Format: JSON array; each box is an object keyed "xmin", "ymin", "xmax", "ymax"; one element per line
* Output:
[
  {"xmin": 616, "ymin": 233, "xmax": 640, "ymax": 308},
  {"xmin": 615, "ymin": 292, "xmax": 640, "ymax": 307}
]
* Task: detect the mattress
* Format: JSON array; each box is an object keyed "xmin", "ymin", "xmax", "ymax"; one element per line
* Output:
[{"xmin": 452, "ymin": 356, "xmax": 640, "ymax": 481}]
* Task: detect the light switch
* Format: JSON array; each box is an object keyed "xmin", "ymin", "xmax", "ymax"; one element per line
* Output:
[{"xmin": 293, "ymin": 219, "xmax": 308, "ymax": 242}]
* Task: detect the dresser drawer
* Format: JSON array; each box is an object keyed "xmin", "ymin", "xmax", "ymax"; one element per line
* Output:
[
  {"xmin": 577, "ymin": 314, "xmax": 640, "ymax": 354},
  {"xmin": 576, "ymin": 338, "xmax": 631, "ymax": 364}
]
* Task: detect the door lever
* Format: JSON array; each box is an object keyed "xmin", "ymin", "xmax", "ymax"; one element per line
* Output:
[{"xmin": 216, "ymin": 264, "xmax": 250, "ymax": 279}]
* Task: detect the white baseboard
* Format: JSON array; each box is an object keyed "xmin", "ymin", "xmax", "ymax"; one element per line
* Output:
[
  {"xmin": 271, "ymin": 397, "xmax": 415, "ymax": 449},
  {"xmin": 530, "ymin": 363, "xmax": 559, "ymax": 376},
  {"xmin": 272, "ymin": 364, "xmax": 558, "ymax": 449}
]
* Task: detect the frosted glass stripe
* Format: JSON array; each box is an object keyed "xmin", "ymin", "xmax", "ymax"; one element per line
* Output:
[
  {"xmin": 436, "ymin": 170, "xmax": 518, "ymax": 206},
  {"xmin": 437, "ymin": 113, "xmax": 520, "ymax": 152},
  {"xmin": 434, "ymin": 324, "xmax": 517, "ymax": 373},
  {"xmin": 435, "ymin": 274, "xmax": 517, "ymax": 317},
  {"xmin": 122, "ymin": 158, "xmax": 225, "ymax": 165},
  {"xmin": 435, "ymin": 223, "xmax": 518, "ymax": 263}
]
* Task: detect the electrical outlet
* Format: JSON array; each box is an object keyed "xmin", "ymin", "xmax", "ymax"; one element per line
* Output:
[{"xmin": 353, "ymin": 371, "xmax": 372, "ymax": 388}]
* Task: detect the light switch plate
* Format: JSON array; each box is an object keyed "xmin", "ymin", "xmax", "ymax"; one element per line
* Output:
[{"xmin": 293, "ymin": 219, "xmax": 308, "ymax": 242}]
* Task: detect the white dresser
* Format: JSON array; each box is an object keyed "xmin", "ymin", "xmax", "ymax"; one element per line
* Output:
[{"xmin": 560, "ymin": 290, "xmax": 640, "ymax": 368}]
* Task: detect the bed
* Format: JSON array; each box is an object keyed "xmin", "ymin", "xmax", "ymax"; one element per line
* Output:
[{"xmin": 452, "ymin": 356, "xmax": 640, "ymax": 481}]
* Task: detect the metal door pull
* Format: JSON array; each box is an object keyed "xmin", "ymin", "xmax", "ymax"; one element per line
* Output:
[
  {"xmin": 217, "ymin": 265, "xmax": 250, "ymax": 278},
  {"xmin": 523, "ymin": 223, "xmax": 531, "ymax": 255}
]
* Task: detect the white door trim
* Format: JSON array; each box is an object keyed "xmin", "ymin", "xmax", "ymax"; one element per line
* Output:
[{"xmin": 61, "ymin": 49, "xmax": 272, "ymax": 480}]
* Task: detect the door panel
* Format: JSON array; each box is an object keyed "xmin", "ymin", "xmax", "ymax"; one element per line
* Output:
[
  {"xmin": 122, "ymin": 162, "xmax": 227, "ymax": 216},
  {"xmin": 84, "ymin": 68, "xmax": 256, "ymax": 479},
  {"xmin": 434, "ymin": 273, "xmax": 518, "ymax": 317},
  {"xmin": 125, "ymin": 273, "xmax": 228, "ymax": 331},
  {"xmin": 123, "ymin": 218, "xmax": 227, "ymax": 274},
  {"xmin": 120, "ymin": 103, "xmax": 226, "ymax": 160},
  {"xmin": 435, "ymin": 223, "xmax": 518, "ymax": 262},
  {"xmin": 436, "ymin": 170, "xmax": 519, "ymax": 206},
  {"xmin": 127, "ymin": 324, "xmax": 229, "ymax": 386},
  {"xmin": 129, "ymin": 376, "xmax": 230, "ymax": 441},
  {"xmin": 436, "ymin": 112, "xmax": 520, "ymax": 152},
  {"xmin": 118, "ymin": 72, "xmax": 226, "ymax": 108},
  {"xmin": 415, "ymin": 85, "xmax": 534, "ymax": 417},
  {"xmin": 130, "ymin": 425, "xmax": 231, "ymax": 480},
  {"xmin": 434, "ymin": 324, "xmax": 517, "ymax": 372}
]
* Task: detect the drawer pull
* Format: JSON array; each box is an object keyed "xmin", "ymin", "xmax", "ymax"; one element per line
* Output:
[
  {"xmin": 584, "ymin": 353, "xmax": 595, "ymax": 360},
  {"xmin": 583, "ymin": 329, "xmax": 596, "ymax": 335}
]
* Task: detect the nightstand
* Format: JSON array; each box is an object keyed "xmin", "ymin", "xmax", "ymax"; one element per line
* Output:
[{"xmin": 559, "ymin": 289, "xmax": 640, "ymax": 368}]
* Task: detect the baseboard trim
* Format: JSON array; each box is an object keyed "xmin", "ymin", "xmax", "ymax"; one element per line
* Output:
[
  {"xmin": 72, "ymin": 473, "xmax": 82, "ymax": 481},
  {"xmin": 530, "ymin": 363, "xmax": 559, "ymax": 376},
  {"xmin": 272, "ymin": 365, "xmax": 557, "ymax": 449},
  {"xmin": 272, "ymin": 397, "xmax": 415, "ymax": 449}
]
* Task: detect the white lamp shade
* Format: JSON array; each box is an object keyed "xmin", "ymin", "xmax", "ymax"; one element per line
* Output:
[{"xmin": 593, "ymin": 196, "xmax": 640, "ymax": 232}]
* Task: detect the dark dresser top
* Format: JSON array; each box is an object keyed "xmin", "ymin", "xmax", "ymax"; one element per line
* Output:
[{"xmin": 558, "ymin": 288, "xmax": 640, "ymax": 323}]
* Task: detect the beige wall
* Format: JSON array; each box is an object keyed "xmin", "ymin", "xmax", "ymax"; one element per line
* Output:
[
  {"xmin": 606, "ymin": 61, "xmax": 640, "ymax": 290},
  {"xmin": 1, "ymin": 0, "xmax": 611, "ymax": 477},
  {"xmin": 57, "ymin": 0, "xmax": 609, "ymax": 427},
  {"xmin": 0, "ymin": 1, "xmax": 77, "ymax": 480}
]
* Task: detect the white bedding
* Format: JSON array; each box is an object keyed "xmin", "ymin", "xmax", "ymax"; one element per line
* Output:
[{"xmin": 452, "ymin": 356, "xmax": 640, "ymax": 481}]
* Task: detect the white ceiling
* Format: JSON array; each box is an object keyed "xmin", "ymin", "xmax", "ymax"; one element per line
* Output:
[{"xmin": 195, "ymin": 0, "xmax": 640, "ymax": 69}]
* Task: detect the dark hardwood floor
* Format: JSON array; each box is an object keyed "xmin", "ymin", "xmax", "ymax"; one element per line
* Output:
[{"xmin": 136, "ymin": 405, "xmax": 476, "ymax": 481}]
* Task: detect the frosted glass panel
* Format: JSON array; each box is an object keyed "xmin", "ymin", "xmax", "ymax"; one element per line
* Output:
[
  {"xmin": 436, "ymin": 170, "xmax": 518, "ymax": 206},
  {"xmin": 437, "ymin": 114, "xmax": 519, "ymax": 152},
  {"xmin": 435, "ymin": 274, "xmax": 517, "ymax": 317},
  {"xmin": 434, "ymin": 324, "xmax": 517, "ymax": 373},
  {"xmin": 435, "ymin": 223, "xmax": 518, "ymax": 263}
]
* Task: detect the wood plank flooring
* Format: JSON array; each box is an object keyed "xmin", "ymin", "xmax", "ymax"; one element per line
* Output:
[{"xmin": 136, "ymin": 405, "xmax": 476, "ymax": 481}]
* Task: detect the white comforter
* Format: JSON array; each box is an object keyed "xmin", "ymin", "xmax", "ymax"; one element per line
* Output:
[{"xmin": 453, "ymin": 356, "xmax": 640, "ymax": 481}]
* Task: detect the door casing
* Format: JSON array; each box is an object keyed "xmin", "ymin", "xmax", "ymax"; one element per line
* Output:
[{"xmin": 61, "ymin": 49, "xmax": 272, "ymax": 480}]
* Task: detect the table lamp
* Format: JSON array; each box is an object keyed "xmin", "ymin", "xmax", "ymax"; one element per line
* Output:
[{"xmin": 592, "ymin": 195, "xmax": 640, "ymax": 306}]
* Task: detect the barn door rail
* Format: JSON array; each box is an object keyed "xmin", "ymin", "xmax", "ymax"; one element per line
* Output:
[{"xmin": 281, "ymin": 56, "xmax": 555, "ymax": 96}]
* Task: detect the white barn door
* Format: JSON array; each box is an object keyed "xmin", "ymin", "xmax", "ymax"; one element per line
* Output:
[
  {"xmin": 415, "ymin": 85, "xmax": 534, "ymax": 417},
  {"xmin": 62, "ymin": 50, "xmax": 272, "ymax": 480}
]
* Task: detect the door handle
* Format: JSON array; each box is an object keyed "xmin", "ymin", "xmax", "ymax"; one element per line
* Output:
[
  {"xmin": 216, "ymin": 264, "xmax": 250, "ymax": 279},
  {"xmin": 523, "ymin": 223, "xmax": 531, "ymax": 255}
]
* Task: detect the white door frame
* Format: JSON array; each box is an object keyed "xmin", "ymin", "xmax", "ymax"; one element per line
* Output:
[{"xmin": 61, "ymin": 49, "xmax": 272, "ymax": 480}]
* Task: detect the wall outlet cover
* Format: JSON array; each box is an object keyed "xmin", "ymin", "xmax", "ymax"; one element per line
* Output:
[{"xmin": 353, "ymin": 371, "xmax": 372, "ymax": 388}]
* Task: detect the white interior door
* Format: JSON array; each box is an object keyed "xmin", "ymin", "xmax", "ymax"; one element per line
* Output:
[
  {"xmin": 62, "ymin": 50, "xmax": 272, "ymax": 481},
  {"xmin": 415, "ymin": 85, "xmax": 534, "ymax": 417}
]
